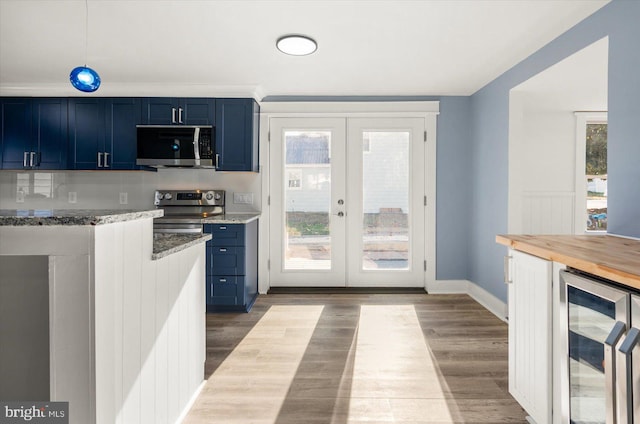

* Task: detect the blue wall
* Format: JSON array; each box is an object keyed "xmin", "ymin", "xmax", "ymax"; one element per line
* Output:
[
  {"xmin": 468, "ymin": 0, "xmax": 640, "ymax": 302},
  {"xmin": 436, "ymin": 97, "xmax": 472, "ymax": 280}
]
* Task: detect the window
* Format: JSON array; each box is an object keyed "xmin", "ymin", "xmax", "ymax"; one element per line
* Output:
[{"xmin": 575, "ymin": 112, "xmax": 607, "ymax": 233}]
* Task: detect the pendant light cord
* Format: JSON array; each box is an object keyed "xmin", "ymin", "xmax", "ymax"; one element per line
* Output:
[{"xmin": 84, "ymin": 0, "xmax": 89, "ymax": 67}]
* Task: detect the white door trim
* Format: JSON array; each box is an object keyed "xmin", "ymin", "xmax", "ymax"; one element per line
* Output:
[{"xmin": 258, "ymin": 101, "xmax": 439, "ymax": 293}]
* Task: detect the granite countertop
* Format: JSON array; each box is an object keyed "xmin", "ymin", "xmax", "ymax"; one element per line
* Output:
[
  {"xmin": 201, "ymin": 213, "xmax": 260, "ymax": 224},
  {"xmin": 152, "ymin": 233, "xmax": 212, "ymax": 260},
  {"xmin": 496, "ymin": 234, "xmax": 640, "ymax": 291},
  {"xmin": 0, "ymin": 209, "xmax": 163, "ymax": 226}
]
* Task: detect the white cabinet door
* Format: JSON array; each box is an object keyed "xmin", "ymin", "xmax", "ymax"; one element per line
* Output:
[{"xmin": 508, "ymin": 249, "xmax": 552, "ymax": 424}]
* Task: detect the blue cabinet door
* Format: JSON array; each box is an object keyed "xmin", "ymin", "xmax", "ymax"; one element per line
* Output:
[
  {"xmin": 182, "ymin": 99, "xmax": 215, "ymax": 125},
  {"xmin": 0, "ymin": 98, "xmax": 67, "ymax": 169},
  {"xmin": 141, "ymin": 98, "xmax": 214, "ymax": 125},
  {"xmin": 214, "ymin": 98, "xmax": 259, "ymax": 171},
  {"xmin": 0, "ymin": 98, "xmax": 32, "ymax": 169},
  {"xmin": 32, "ymin": 98, "xmax": 68, "ymax": 169},
  {"xmin": 141, "ymin": 97, "xmax": 176, "ymax": 125},
  {"xmin": 105, "ymin": 98, "xmax": 141, "ymax": 170},
  {"xmin": 68, "ymin": 98, "xmax": 105, "ymax": 170}
]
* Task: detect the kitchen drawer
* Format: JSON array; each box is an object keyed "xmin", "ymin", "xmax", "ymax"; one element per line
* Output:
[
  {"xmin": 207, "ymin": 246, "xmax": 245, "ymax": 275},
  {"xmin": 207, "ymin": 277, "xmax": 245, "ymax": 306},
  {"xmin": 204, "ymin": 224, "xmax": 245, "ymax": 246}
]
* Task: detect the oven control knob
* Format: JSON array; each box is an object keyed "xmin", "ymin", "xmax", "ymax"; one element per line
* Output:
[
  {"xmin": 214, "ymin": 192, "xmax": 222, "ymax": 201},
  {"xmin": 205, "ymin": 191, "xmax": 214, "ymax": 201},
  {"xmin": 163, "ymin": 193, "xmax": 173, "ymax": 200}
]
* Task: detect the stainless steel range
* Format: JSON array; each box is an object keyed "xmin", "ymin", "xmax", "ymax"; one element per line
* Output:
[{"xmin": 153, "ymin": 189, "xmax": 225, "ymax": 233}]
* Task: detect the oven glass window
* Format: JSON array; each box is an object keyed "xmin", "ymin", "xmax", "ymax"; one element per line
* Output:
[{"xmin": 567, "ymin": 285, "xmax": 615, "ymax": 424}]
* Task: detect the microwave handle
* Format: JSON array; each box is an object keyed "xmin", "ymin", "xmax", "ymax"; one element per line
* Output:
[{"xmin": 193, "ymin": 127, "xmax": 201, "ymax": 160}]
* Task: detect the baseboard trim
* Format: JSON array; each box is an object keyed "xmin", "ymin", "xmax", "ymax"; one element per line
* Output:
[{"xmin": 428, "ymin": 279, "xmax": 508, "ymax": 322}]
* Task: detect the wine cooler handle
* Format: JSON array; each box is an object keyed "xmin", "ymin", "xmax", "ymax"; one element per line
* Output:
[
  {"xmin": 617, "ymin": 327, "xmax": 640, "ymax": 424},
  {"xmin": 605, "ymin": 321, "xmax": 626, "ymax": 424}
]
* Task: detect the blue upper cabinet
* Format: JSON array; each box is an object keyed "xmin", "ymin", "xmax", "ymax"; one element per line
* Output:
[
  {"xmin": 141, "ymin": 98, "xmax": 214, "ymax": 125},
  {"xmin": 0, "ymin": 98, "xmax": 68, "ymax": 170},
  {"xmin": 68, "ymin": 98, "xmax": 140, "ymax": 170},
  {"xmin": 215, "ymin": 98, "xmax": 259, "ymax": 172},
  {"xmin": 105, "ymin": 98, "xmax": 141, "ymax": 170}
]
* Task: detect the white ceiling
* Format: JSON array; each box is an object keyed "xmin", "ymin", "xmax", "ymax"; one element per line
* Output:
[{"xmin": 0, "ymin": 0, "xmax": 609, "ymax": 99}]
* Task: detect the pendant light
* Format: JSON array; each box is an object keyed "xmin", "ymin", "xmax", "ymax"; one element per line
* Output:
[{"xmin": 70, "ymin": 0, "xmax": 100, "ymax": 92}]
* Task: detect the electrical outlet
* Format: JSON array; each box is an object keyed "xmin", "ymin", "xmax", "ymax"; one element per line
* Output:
[
  {"xmin": 68, "ymin": 192, "xmax": 77, "ymax": 204},
  {"xmin": 16, "ymin": 189, "xmax": 24, "ymax": 203},
  {"xmin": 233, "ymin": 192, "xmax": 254, "ymax": 205},
  {"xmin": 119, "ymin": 192, "xmax": 128, "ymax": 205}
]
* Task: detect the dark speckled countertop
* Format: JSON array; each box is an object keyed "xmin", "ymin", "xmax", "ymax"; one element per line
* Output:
[
  {"xmin": 152, "ymin": 233, "xmax": 212, "ymax": 260},
  {"xmin": 0, "ymin": 209, "xmax": 163, "ymax": 226}
]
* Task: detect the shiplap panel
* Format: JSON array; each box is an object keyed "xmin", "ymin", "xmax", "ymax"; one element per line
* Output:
[
  {"xmin": 522, "ymin": 192, "xmax": 575, "ymax": 234},
  {"xmin": 509, "ymin": 250, "xmax": 552, "ymax": 424}
]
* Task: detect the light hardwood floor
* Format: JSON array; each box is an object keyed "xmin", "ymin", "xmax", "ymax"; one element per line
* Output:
[{"xmin": 183, "ymin": 293, "xmax": 527, "ymax": 424}]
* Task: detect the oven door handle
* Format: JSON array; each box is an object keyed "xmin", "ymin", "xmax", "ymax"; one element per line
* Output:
[{"xmin": 604, "ymin": 321, "xmax": 626, "ymax": 424}]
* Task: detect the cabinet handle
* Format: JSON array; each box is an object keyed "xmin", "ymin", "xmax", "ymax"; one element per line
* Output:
[
  {"xmin": 219, "ymin": 278, "xmax": 227, "ymax": 283},
  {"xmin": 219, "ymin": 226, "xmax": 227, "ymax": 230},
  {"xmin": 29, "ymin": 151, "xmax": 36, "ymax": 167},
  {"xmin": 104, "ymin": 152, "xmax": 110, "ymax": 168},
  {"xmin": 215, "ymin": 153, "xmax": 220, "ymax": 169},
  {"xmin": 604, "ymin": 321, "xmax": 626, "ymax": 424},
  {"xmin": 219, "ymin": 248, "xmax": 227, "ymax": 252},
  {"xmin": 23, "ymin": 152, "xmax": 29, "ymax": 167},
  {"xmin": 171, "ymin": 108, "xmax": 177, "ymax": 124},
  {"xmin": 178, "ymin": 107, "xmax": 183, "ymax": 124},
  {"xmin": 503, "ymin": 255, "xmax": 512, "ymax": 284},
  {"xmin": 617, "ymin": 327, "xmax": 640, "ymax": 424},
  {"xmin": 97, "ymin": 152, "xmax": 103, "ymax": 168}
]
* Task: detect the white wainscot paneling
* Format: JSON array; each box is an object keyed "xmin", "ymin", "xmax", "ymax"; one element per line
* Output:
[{"xmin": 521, "ymin": 192, "xmax": 575, "ymax": 234}]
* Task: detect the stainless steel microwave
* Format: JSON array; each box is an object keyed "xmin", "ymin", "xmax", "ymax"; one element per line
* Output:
[{"xmin": 136, "ymin": 125, "xmax": 215, "ymax": 168}]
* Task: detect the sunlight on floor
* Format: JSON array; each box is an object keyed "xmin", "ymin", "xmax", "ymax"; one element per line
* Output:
[
  {"xmin": 183, "ymin": 305, "xmax": 324, "ymax": 423},
  {"xmin": 344, "ymin": 305, "xmax": 455, "ymax": 422}
]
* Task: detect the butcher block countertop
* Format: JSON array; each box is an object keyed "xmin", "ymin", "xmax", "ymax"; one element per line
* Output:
[{"xmin": 496, "ymin": 234, "xmax": 640, "ymax": 291}]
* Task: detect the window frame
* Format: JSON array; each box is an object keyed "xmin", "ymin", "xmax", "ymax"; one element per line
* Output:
[{"xmin": 574, "ymin": 111, "xmax": 607, "ymax": 234}]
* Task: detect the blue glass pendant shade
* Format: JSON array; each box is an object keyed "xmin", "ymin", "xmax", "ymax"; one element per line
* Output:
[{"xmin": 70, "ymin": 66, "xmax": 101, "ymax": 92}]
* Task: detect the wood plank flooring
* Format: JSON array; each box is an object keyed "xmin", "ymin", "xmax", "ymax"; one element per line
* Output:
[{"xmin": 183, "ymin": 293, "xmax": 527, "ymax": 424}]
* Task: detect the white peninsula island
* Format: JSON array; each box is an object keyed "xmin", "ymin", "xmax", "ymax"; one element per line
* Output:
[{"xmin": 0, "ymin": 209, "xmax": 210, "ymax": 424}]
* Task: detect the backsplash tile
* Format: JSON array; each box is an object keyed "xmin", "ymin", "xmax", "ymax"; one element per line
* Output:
[{"xmin": 0, "ymin": 170, "xmax": 261, "ymax": 213}]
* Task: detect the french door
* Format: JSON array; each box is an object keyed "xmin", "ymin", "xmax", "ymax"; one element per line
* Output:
[{"xmin": 269, "ymin": 117, "xmax": 427, "ymax": 287}]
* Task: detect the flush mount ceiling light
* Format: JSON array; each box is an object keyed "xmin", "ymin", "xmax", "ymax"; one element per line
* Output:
[
  {"xmin": 276, "ymin": 35, "xmax": 317, "ymax": 56},
  {"xmin": 69, "ymin": 0, "xmax": 101, "ymax": 92}
]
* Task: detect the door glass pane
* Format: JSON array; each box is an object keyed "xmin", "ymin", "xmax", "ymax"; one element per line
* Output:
[
  {"xmin": 586, "ymin": 123, "xmax": 607, "ymax": 232},
  {"xmin": 284, "ymin": 131, "xmax": 331, "ymax": 270},
  {"xmin": 567, "ymin": 285, "xmax": 615, "ymax": 424},
  {"xmin": 361, "ymin": 131, "xmax": 409, "ymax": 270}
]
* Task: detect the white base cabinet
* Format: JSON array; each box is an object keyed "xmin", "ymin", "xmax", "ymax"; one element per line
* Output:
[{"xmin": 507, "ymin": 249, "xmax": 553, "ymax": 424}]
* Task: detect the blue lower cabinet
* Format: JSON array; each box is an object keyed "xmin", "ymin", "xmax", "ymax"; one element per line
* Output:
[{"xmin": 204, "ymin": 221, "xmax": 258, "ymax": 312}]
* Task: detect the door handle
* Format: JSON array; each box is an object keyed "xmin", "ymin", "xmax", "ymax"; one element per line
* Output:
[
  {"xmin": 617, "ymin": 327, "xmax": 640, "ymax": 424},
  {"xmin": 97, "ymin": 152, "xmax": 103, "ymax": 168},
  {"xmin": 333, "ymin": 211, "xmax": 345, "ymax": 217},
  {"xmin": 503, "ymin": 255, "xmax": 512, "ymax": 284},
  {"xmin": 171, "ymin": 108, "xmax": 177, "ymax": 124},
  {"xmin": 337, "ymin": 199, "xmax": 344, "ymax": 205},
  {"xmin": 104, "ymin": 152, "xmax": 110, "ymax": 168},
  {"xmin": 23, "ymin": 152, "xmax": 29, "ymax": 167},
  {"xmin": 604, "ymin": 321, "xmax": 626, "ymax": 424}
]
